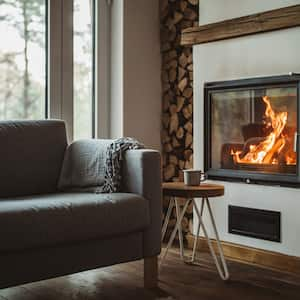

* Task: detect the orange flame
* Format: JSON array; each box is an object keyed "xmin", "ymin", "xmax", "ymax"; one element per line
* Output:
[{"xmin": 231, "ymin": 96, "xmax": 296, "ymax": 165}]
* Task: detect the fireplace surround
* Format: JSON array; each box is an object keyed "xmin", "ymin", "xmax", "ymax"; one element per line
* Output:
[
  {"xmin": 204, "ymin": 74, "xmax": 300, "ymax": 187},
  {"xmin": 194, "ymin": 0, "xmax": 300, "ymax": 258}
]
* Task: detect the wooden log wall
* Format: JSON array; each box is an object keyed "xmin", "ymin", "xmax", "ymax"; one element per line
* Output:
[{"xmin": 160, "ymin": 0, "xmax": 199, "ymax": 242}]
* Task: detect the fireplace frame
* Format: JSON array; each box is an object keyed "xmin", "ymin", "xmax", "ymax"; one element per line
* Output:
[{"xmin": 204, "ymin": 74, "xmax": 300, "ymax": 187}]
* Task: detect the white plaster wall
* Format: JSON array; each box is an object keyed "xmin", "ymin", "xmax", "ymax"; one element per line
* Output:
[
  {"xmin": 109, "ymin": 0, "xmax": 161, "ymax": 150},
  {"xmin": 123, "ymin": 0, "xmax": 161, "ymax": 150},
  {"xmin": 199, "ymin": 0, "xmax": 300, "ymax": 25},
  {"xmin": 194, "ymin": 0, "xmax": 300, "ymax": 256}
]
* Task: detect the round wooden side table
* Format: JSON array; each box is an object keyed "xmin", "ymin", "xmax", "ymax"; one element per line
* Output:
[{"xmin": 160, "ymin": 182, "xmax": 229, "ymax": 281}]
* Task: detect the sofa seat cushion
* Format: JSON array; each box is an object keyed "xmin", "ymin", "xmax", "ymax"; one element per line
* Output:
[{"xmin": 0, "ymin": 193, "xmax": 150, "ymax": 252}]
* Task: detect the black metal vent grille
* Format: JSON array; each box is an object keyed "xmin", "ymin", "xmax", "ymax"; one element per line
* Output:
[{"xmin": 228, "ymin": 205, "xmax": 281, "ymax": 242}]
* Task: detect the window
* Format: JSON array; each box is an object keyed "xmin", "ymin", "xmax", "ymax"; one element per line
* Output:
[
  {"xmin": 0, "ymin": 0, "xmax": 109, "ymax": 140},
  {"xmin": 0, "ymin": 0, "xmax": 47, "ymax": 120},
  {"xmin": 73, "ymin": 0, "xmax": 95, "ymax": 139}
]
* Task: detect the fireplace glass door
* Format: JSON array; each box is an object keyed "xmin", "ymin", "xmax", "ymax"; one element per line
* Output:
[{"xmin": 205, "ymin": 76, "xmax": 300, "ymax": 186}]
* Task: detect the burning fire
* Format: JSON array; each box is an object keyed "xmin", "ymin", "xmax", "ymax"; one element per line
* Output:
[{"xmin": 231, "ymin": 96, "xmax": 296, "ymax": 165}]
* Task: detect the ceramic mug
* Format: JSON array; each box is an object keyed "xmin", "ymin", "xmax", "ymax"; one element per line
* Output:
[{"xmin": 183, "ymin": 169, "xmax": 207, "ymax": 186}]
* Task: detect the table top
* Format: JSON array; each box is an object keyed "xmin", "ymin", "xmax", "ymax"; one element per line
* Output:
[{"xmin": 162, "ymin": 182, "xmax": 224, "ymax": 198}]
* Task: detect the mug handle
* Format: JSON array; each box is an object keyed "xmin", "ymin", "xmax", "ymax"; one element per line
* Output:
[{"xmin": 200, "ymin": 172, "xmax": 207, "ymax": 182}]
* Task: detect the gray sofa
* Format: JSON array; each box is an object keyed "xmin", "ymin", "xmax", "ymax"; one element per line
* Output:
[{"xmin": 0, "ymin": 120, "xmax": 161, "ymax": 289}]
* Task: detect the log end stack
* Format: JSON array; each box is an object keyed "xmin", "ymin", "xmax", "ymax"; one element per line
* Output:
[{"xmin": 160, "ymin": 0, "xmax": 199, "ymax": 240}]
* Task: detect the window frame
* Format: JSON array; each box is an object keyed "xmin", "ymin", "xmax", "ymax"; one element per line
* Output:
[
  {"xmin": 0, "ymin": 0, "xmax": 110, "ymax": 139},
  {"xmin": 95, "ymin": 0, "xmax": 111, "ymax": 139},
  {"xmin": 48, "ymin": 0, "xmax": 73, "ymax": 140},
  {"xmin": 48, "ymin": 0, "xmax": 110, "ymax": 141}
]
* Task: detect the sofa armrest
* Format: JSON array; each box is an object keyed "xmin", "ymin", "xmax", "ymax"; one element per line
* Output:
[{"xmin": 122, "ymin": 149, "xmax": 162, "ymax": 257}]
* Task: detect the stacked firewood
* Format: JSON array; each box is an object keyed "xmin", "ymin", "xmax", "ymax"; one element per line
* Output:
[{"xmin": 160, "ymin": 0, "xmax": 198, "ymax": 240}]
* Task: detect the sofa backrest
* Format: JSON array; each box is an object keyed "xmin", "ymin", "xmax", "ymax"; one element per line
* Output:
[{"xmin": 0, "ymin": 120, "xmax": 67, "ymax": 197}]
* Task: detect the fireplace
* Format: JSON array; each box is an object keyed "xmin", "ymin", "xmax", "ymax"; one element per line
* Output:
[{"xmin": 204, "ymin": 74, "xmax": 300, "ymax": 187}]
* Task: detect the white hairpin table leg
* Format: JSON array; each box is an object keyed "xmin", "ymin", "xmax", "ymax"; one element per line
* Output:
[
  {"xmin": 159, "ymin": 199, "xmax": 191, "ymax": 269},
  {"xmin": 161, "ymin": 197, "xmax": 175, "ymax": 242},
  {"xmin": 204, "ymin": 197, "xmax": 229, "ymax": 280},
  {"xmin": 175, "ymin": 197, "xmax": 184, "ymax": 259},
  {"xmin": 193, "ymin": 198, "xmax": 230, "ymax": 281},
  {"xmin": 191, "ymin": 198, "xmax": 205, "ymax": 262}
]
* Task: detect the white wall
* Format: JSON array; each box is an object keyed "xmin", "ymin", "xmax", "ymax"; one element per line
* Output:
[
  {"xmin": 123, "ymin": 0, "xmax": 161, "ymax": 150},
  {"xmin": 199, "ymin": 0, "xmax": 300, "ymax": 25},
  {"xmin": 110, "ymin": 0, "xmax": 161, "ymax": 150},
  {"xmin": 194, "ymin": 0, "xmax": 300, "ymax": 256}
]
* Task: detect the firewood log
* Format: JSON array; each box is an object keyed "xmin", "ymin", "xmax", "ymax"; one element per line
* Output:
[
  {"xmin": 162, "ymin": 113, "xmax": 170, "ymax": 128},
  {"xmin": 167, "ymin": 50, "xmax": 177, "ymax": 61},
  {"xmin": 161, "ymin": 129, "xmax": 171, "ymax": 143},
  {"xmin": 185, "ymin": 133, "xmax": 193, "ymax": 148},
  {"xmin": 184, "ymin": 121, "xmax": 193, "ymax": 133},
  {"xmin": 183, "ymin": 104, "xmax": 192, "ymax": 119},
  {"xmin": 183, "ymin": 48, "xmax": 191, "ymax": 56},
  {"xmin": 178, "ymin": 66, "xmax": 186, "ymax": 81},
  {"xmin": 176, "ymin": 127, "xmax": 185, "ymax": 139},
  {"xmin": 163, "ymin": 95, "xmax": 170, "ymax": 112},
  {"xmin": 162, "ymin": 70, "xmax": 169, "ymax": 83},
  {"xmin": 173, "ymin": 11, "xmax": 183, "ymax": 24},
  {"xmin": 169, "ymin": 155, "xmax": 178, "ymax": 165},
  {"xmin": 172, "ymin": 136, "xmax": 181, "ymax": 148},
  {"xmin": 169, "ymin": 113, "xmax": 179, "ymax": 134},
  {"xmin": 180, "ymin": 1, "xmax": 188, "ymax": 12},
  {"xmin": 183, "ymin": 87, "xmax": 193, "ymax": 98},
  {"xmin": 184, "ymin": 8, "xmax": 197, "ymax": 20},
  {"xmin": 166, "ymin": 18, "xmax": 174, "ymax": 30},
  {"xmin": 177, "ymin": 96, "xmax": 185, "ymax": 112},
  {"xmin": 164, "ymin": 164, "xmax": 176, "ymax": 181},
  {"xmin": 163, "ymin": 82, "xmax": 170, "ymax": 93},
  {"xmin": 178, "ymin": 77, "xmax": 188, "ymax": 92},
  {"xmin": 185, "ymin": 154, "xmax": 193, "ymax": 169},
  {"xmin": 164, "ymin": 143, "xmax": 173, "ymax": 153},
  {"xmin": 179, "ymin": 160, "xmax": 185, "ymax": 169},
  {"xmin": 168, "ymin": 27, "xmax": 177, "ymax": 42},
  {"xmin": 168, "ymin": 59, "xmax": 178, "ymax": 69},
  {"xmin": 184, "ymin": 149, "xmax": 193, "ymax": 160},
  {"xmin": 161, "ymin": 42, "xmax": 171, "ymax": 52},
  {"xmin": 160, "ymin": 0, "xmax": 168, "ymax": 12},
  {"xmin": 187, "ymin": 63, "xmax": 193, "ymax": 71},
  {"xmin": 169, "ymin": 68, "xmax": 177, "ymax": 82},
  {"xmin": 162, "ymin": 154, "xmax": 167, "ymax": 167},
  {"xmin": 169, "ymin": 104, "xmax": 177, "ymax": 115},
  {"xmin": 179, "ymin": 53, "xmax": 188, "ymax": 68},
  {"xmin": 188, "ymin": 0, "xmax": 198, "ymax": 5},
  {"xmin": 180, "ymin": 20, "xmax": 193, "ymax": 29}
]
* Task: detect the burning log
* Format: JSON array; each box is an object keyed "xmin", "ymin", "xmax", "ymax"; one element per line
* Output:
[
  {"xmin": 262, "ymin": 138, "xmax": 285, "ymax": 164},
  {"xmin": 231, "ymin": 96, "xmax": 296, "ymax": 167}
]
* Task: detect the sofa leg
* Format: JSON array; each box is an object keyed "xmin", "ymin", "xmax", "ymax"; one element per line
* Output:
[{"xmin": 144, "ymin": 256, "xmax": 158, "ymax": 289}]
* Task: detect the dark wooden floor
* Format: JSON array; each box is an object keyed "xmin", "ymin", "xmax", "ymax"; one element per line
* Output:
[{"xmin": 0, "ymin": 249, "xmax": 299, "ymax": 300}]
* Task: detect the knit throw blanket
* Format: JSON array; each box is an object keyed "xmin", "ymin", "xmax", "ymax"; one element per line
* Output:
[
  {"xmin": 100, "ymin": 137, "xmax": 144, "ymax": 193},
  {"xmin": 58, "ymin": 137, "xmax": 144, "ymax": 193}
]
